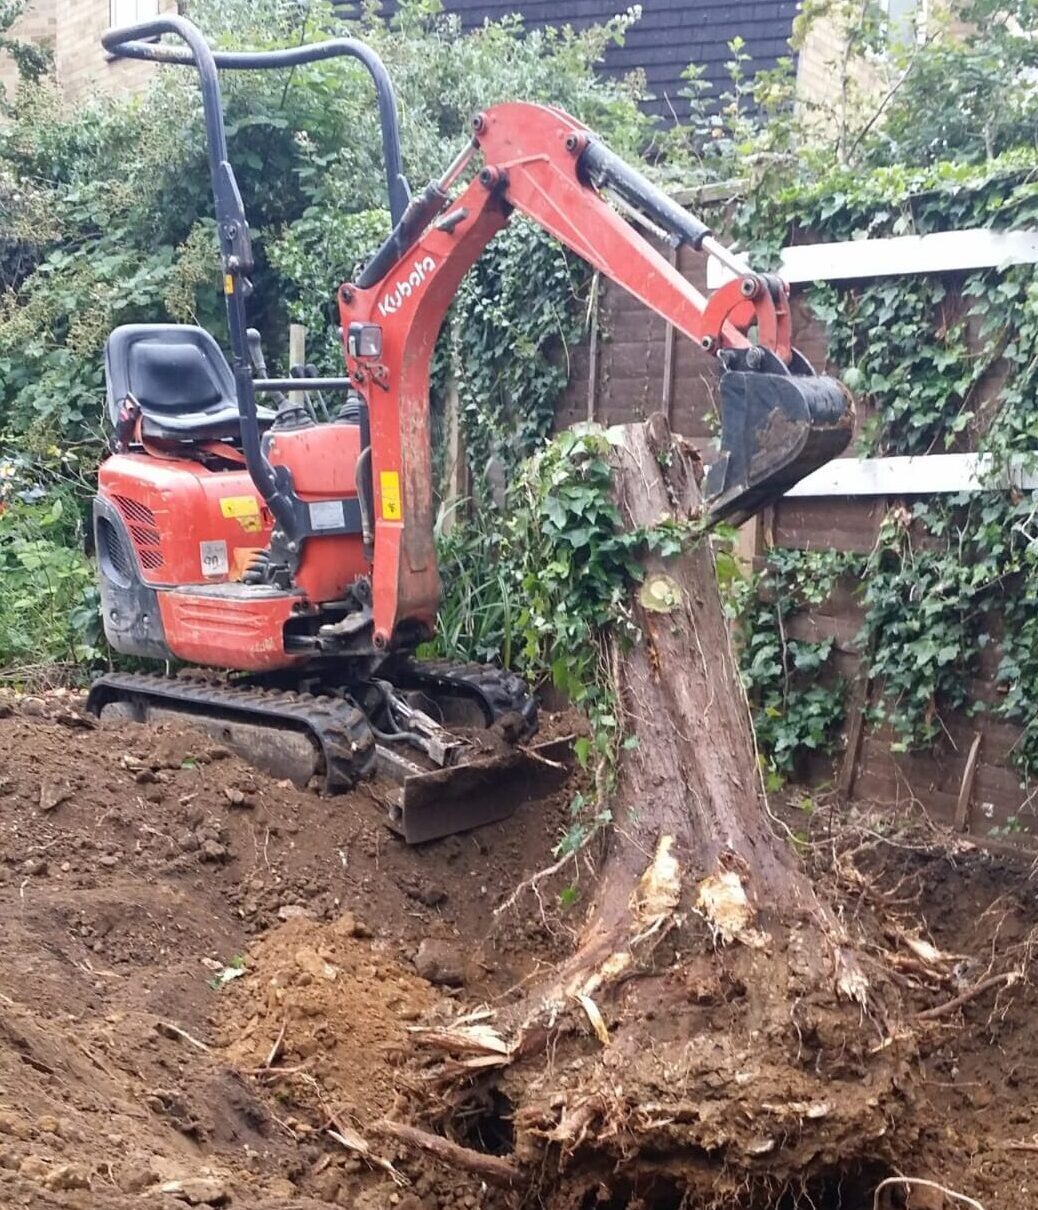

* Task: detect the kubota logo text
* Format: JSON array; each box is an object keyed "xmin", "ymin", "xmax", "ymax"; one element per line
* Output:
[{"xmin": 378, "ymin": 256, "xmax": 436, "ymax": 317}]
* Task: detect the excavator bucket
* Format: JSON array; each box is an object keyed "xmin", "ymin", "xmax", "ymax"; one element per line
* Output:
[{"xmin": 704, "ymin": 352, "xmax": 853, "ymax": 528}]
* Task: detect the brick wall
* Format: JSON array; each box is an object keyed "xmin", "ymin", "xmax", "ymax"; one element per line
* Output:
[
  {"xmin": 0, "ymin": 0, "xmax": 55, "ymax": 100},
  {"xmin": 795, "ymin": 11, "xmax": 886, "ymax": 135},
  {"xmin": 1, "ymin": 0, "xmax": 177, "ymax": 105},
  {"xmin": 795, "ymin": 2, "xmax": 975, "ymax": 135}
]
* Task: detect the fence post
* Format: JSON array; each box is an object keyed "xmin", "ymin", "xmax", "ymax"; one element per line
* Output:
[
  {"xmin": 441, "ymin": 374, "xmax": 467, "ymax": 533},
  {"xmin": 289, "ymin": 324, "xmax": 306, "ymax": 406},
  {"xmin": 586, "ymin": 271, "xmax": 600, "ymax": 423}
]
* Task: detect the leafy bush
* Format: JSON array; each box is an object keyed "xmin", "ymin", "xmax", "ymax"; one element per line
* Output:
[
  {"xmin": 0, "ymin": 0, "xmax": 650, "ymax": 450},
  {"xmin": 0, "ymin": 459, "xmax": 98, "ymax": 676},
  {"xmin": 424, "ymin": 505, "xmax": 518, "ymax": 668}
]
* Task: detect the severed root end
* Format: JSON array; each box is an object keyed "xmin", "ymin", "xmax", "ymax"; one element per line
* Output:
[
  {"xmin": 630, "ymin": 833, "xmax": 682, "ymax": 931},
  {"xmin": 695, "ymin": 867, "xmax": 768, "ymax": 948}
]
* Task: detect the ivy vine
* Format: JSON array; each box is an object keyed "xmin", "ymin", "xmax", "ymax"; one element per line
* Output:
[
  {"xmin": 732, "ymin": 548, "xmax": 855, "ymax": 786},
  {"xmin": 449, "ymin": 219, "xmax": 587, "ymax": 482}
]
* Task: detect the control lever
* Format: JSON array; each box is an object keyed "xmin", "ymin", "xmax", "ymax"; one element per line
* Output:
[
  {"xmin": 289, "ymin": 364, "xmax": 319, "ymax": 422},
  {"xmin": 246, "ymin": 329, "xmax": 287, "ymax": 409},
  {"xmin": 304, "ymin": 362, "xmax": 331, "ymax": 421},
  {"xmin": 245, "ymin": 327, "xmax": 267, "ymax": 374}
]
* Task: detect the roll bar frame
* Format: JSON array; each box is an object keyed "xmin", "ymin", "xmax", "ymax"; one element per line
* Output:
[{"xmin": 102, "ymin": 15, "xmax": 410, "ymax": 555}]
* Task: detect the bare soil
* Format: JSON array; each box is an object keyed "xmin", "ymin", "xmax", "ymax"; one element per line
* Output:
[{"xmin": 0, "ymin": 691, "xmax": 1034, "ymax": 1208}]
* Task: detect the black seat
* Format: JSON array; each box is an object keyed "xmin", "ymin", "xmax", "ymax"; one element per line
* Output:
[{"xmin": 104, "ymin": 324, "xmax": 274, "ymax": 442}]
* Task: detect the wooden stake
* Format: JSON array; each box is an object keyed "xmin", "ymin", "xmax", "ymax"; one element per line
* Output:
[
  {"xmin": 441, "ymin": 373, "xmax": 467, "ymax": 531},
  {"xmin": 586, "ymin": 271, "xmax": 600, "ymax": 422},
  {"xmin": 734, "ymin": 514, "xmax": 762, "ymax": 565},
  {"xmin": 837, "ymin": 681, "xmax": 868, "ymax": 802},
  {"xmin": 289, "ymin": 324, "xmax": 306, "ymax": 406},
  {"xmin": 954, "ymin": 732, "xmax": 982, "ymax": 834}
]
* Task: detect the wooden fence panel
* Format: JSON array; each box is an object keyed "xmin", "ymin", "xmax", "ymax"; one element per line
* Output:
[{"xmin": 554, "ymin": 263, "xmax": 1033, "ymax": 836}]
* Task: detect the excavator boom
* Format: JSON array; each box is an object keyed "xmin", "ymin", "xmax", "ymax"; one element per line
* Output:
[{"xmin": 340, "ymin": 102, "xmax": 852, "ymax": 615}]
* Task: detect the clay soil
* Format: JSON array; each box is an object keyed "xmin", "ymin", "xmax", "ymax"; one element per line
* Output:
[{"xmin": 0, "ymin": 691, "xmax": 1036, "ymax": 1208}]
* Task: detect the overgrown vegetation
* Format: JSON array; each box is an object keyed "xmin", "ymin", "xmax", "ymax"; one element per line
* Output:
[
  {"xmin": 427, "ymin": 2, "xmax": 1038, "ymax": 803},
  {"xmin": 0, "ymin": 456, "xmax": 99, "ymax": 676},
  {"xmin": 427, "ymin": 426, "xmax": 694, "ymax": 852},
  {"xmin": 732, "ymin": 147, "xmax": 1038, "ymax": 788}
]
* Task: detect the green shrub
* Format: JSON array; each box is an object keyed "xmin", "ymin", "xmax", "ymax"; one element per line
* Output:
[{"xmin": 0, "ymin": 460, "xmax": 98, "ymax": 677}]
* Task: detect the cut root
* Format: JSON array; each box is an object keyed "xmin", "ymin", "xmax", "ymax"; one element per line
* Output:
[
  {"xmin": 872, "ymin": 1176, "xmax": 985, "ymax": 1209},
  {"xmin": 373, "ymin": 1118, "xmax": 519, "ymax": 1188}
]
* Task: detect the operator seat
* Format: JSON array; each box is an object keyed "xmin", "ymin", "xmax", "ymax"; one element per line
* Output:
[{"xmin": 104, "ymin": 324, "xmax": 274, "ymax": 442}]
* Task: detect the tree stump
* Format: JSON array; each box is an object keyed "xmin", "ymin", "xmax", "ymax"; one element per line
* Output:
[{"xmin": 428, "ymin": 417, "xmax": 909, "ymax": 1206}]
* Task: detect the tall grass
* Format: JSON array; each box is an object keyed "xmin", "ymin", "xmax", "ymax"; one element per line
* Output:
[{"xmin": 421, "ymin": 501, "xmax": 516, "ymax": 668}]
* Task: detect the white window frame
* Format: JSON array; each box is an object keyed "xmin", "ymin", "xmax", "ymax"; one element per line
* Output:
[{"xmin": 110, "ymin": 0, "xmax": 160, "ymax": 28}]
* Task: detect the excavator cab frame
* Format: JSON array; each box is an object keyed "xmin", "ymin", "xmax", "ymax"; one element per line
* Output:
[{"xmin": 102, "ymin": 16, "xmax": 411, "ymax": 567}]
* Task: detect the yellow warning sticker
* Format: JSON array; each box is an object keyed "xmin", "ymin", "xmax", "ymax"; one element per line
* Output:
[
  {"xmin": 224, "ymin": 274, "xmax": 235, "ymax": 296},
  {"xmin": 220, "ymin": 495, "xmax": 260, "ymax": 520},
  {"xmin": 380, "ymin": 470, "xmax": 403, "ymax": 521}
]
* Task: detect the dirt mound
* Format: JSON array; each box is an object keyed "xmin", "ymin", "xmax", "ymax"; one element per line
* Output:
[
  {"xmin": 218, "ymin": 913, "xmax": 437, "ymax": 1121},
  {"xmin": 0, "ymin": 692, "xmax": 568, "ymax": 1207}
]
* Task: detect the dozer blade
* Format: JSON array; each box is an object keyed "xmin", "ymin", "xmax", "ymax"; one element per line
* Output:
[
  {"xmin": 377, "ymin": 737, "xmax": 573, "ymax": 845},
  {"xmin": 704, "ymin": 351, "xmax": 853, "ymax": 528}
]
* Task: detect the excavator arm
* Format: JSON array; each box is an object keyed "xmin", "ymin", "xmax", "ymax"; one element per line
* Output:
[{"xmin": 338, "ymin": 101, "xmax": 853, "ymax": 650}]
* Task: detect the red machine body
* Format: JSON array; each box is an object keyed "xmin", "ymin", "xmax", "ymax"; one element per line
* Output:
[{"xmin": 97, "ymin": 421, "xmax": 367, "ymax": 670}]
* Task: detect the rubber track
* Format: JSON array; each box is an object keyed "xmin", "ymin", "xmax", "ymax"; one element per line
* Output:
[
  {"xmin": 86, "ymin": 671, "xmax": 376, "ymax": 792},
  {"xmin": 396, "ymin": 660, "xmax": 538, "ymax": 738}
]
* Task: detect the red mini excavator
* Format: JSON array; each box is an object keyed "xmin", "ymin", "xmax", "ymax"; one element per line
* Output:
[{"xmin": 86, "ymin": 16, "xmax": 852, "ymax": 842}]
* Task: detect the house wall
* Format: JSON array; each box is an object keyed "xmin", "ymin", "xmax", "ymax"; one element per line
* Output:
[
  {"xmin": 796, "ymin": 2, "xmax": 975, "ymax": 135},
  {"xmin": 795, "ymin": 11, "xmax": 884, "ymax": 122},
  {"xmin": 1, "ymin": 0, "xmax": 176, "ymax": 105},
  {"xmin": 0, "ymin": 0, "xmax": 55, "ymax": 99}
]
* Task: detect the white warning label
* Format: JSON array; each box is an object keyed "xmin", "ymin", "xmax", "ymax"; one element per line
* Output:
[
  {"xmin": 309, "ymin": 499, "xmax": 346, "ymax": 531},
  {"xmin": 200, "ymin": 539, "xmax": 229, "ymax": 578}
]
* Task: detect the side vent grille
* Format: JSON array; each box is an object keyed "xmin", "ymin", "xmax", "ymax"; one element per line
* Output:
[
  {"xmin": 112, "ymin": 495, "xmax": 164, "ymax": 571},
  {"xmin": 97, "ymin": 516, "xmax": 133, "ymax": 587}
]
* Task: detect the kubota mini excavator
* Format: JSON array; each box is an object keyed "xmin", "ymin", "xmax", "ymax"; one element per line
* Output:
[{"xmin": 86, "ymin": 16, "xmax": 852, "ymax": 842}]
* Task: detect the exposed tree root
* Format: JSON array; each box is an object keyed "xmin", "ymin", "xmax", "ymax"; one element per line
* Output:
[
  {"xmin": 916, "ymin": 969, "xmax": 1022, "ymax": 1021},
  {"xmin": 873, "ymin": 1176, "xmax": 984, "ymax": 1209},
  {"xmin": 373, "ymin": 1118, "xmax": 519, "ymax": 1188}
]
